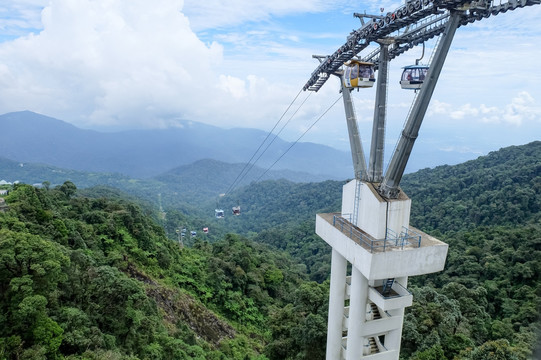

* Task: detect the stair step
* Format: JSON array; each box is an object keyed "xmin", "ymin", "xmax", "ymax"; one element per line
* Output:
[
  {"xmin": 370, "ymin": 302, "xmax": 382, "ymax": 320},
  {"xmin": 368, "ymin": 337, "xmax": 379, "ymax": 354}
]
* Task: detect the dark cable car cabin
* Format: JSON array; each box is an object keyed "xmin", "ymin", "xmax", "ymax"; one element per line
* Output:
[
  {"xmin": 232, "ymin": 206, "xmax": 241, "ymax": 216},
  {"xmin": 343, "ymin": 60, "xmax": 375, "ymax": 89},
  {"xmin": 400, "ymin": 65, "xmax": 429, "ymax": 90},
  {"xmin": 215, "ymin": 209, "xmax": 225, "ymax": 219}
]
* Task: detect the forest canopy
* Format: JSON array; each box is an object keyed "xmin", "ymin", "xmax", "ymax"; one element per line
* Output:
[{"xmin": 0, "ymin": 141, "xmax": 540, "ymax": 359}]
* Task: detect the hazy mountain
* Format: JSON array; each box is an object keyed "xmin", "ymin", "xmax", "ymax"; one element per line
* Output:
[
  {"xmin": 0, "ymin": 111, "xmax": 353, "ymax": 179},
  {"xmin": 0, "ymin": 154, "xmax": 334, "ymax": 217},
  {"xmin": 0, "ymin": 156, "xmax": 133, "ymax": 188},
  {"xmin": 155, "ymin": 158, "xmax": 330, "ymax": 195}
]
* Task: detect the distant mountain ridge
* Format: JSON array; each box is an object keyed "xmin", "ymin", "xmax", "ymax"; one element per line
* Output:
[
  {"xmin": 0, "ymin": 111, "xmax": 353, "ymax": 179},
  {"xmin": 155, "ymin": 158, "xmax": 331, "ymax": 194}
]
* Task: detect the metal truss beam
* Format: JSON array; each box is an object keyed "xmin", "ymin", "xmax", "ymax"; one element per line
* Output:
[
  {"xmin": 379, "ymin": 11, "xmax": 462, "ymax": 198},
  {"xmin": 304, "ymin": 0, "xmax": 540, "ymax": 92}
]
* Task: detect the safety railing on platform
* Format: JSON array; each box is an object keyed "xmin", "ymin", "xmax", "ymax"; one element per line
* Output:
[
  {"xmin": 386, "ymin": 227, "xmax": 422, "ymax": 249},
  {"xmin": 332, "ymin": 215, "xmax": 422, "ymax": 252}
]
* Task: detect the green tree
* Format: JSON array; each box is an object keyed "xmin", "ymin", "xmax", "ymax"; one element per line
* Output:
[{"xmin": 457, "ymin": 339, "xmax": 521, "ymax": 360}]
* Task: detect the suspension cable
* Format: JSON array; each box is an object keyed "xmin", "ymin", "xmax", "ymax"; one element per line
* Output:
[
  {"xmin": 226, "ymin": 91, "xmax": 314, "ymax": 194},
  {"xmin": 254, "ymin": 94, "xmax": 343, "ymax": 183},
  {"xmin": 223, "ymin": 87, "xmax": 305, "ymax": 196}
]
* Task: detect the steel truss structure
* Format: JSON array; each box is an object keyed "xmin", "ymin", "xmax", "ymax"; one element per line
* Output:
[
  {"xmin": 304, "ymin": 0, "xmax": 540, "ymax": 199},
  {"xmin": 304, "ymin": 0, "xmax": 540, "ymax": 92}
]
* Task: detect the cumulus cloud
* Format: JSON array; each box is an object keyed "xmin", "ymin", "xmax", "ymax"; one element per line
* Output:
[
  {"xmin": 218, "ymin": 75, "xmax": 248, "ymax": 99},
  {"xmin": 0, "ymin": 0, "xmax": 229, "ymax": 127},
  {"xmin": 427, "ymin": 92, "xmax": 541, "ymax": 126},
  {"xmin": 0, "ymin": 0, "xmax": 308, "ymax": 131},
  {"xmin": 438, "ymin": 145, "xmax": 484, "ymax": 155},
  {"xmin": 480, "ymin": 92, "xmax": 541, "ymax": 126}
]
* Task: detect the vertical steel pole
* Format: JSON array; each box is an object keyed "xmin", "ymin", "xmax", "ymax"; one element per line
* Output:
[
  {"xmin": 368, "ymin": 41, "xmax": 391, "ymax": 183},
  {"xmin": 341, "ymin": 80, "xmax": 368, "ymax": 180}
]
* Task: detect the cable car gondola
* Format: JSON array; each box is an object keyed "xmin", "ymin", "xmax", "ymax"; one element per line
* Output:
[
  {"xmin": 215, "ymin": 209, "xmax": 225, "ymax": 219},
  {"xmin": 343, "ymin": 59, "xmax": 375, "ymax": 89},
  {"xmin": 232, "ymin": 206, "xmax": 241, "ymax": 216},
  {"xmin": 400, "ymin": 65, "xmax": 428, "ymax": 90}
]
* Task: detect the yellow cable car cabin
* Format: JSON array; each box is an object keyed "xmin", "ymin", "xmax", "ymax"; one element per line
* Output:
[{"xmin": 343, "ymin": 60, "xmax": 375, "ymax": 88}]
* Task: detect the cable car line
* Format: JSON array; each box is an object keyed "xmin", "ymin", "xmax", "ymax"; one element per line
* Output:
[
  {"xmin": 223, "ymin": 87, "xmax": 305, "ymax": 197},
  {"xmin": 226, "ymin": 91, "xmax": 313, "ymax": 195},
  {"xmin": 385, "ymin": 33, "xmax": 438, "ymax": 176},
  {"xmin": 221, "ymin": 0, "xmax": 540, "ymax": 211},
  {"xmin": 214, "ymin": 87, "xmax": 320, "ymax": 219},
  {"xmin": 255, "ymin": 95, "xmax": 343, "ymax": 183},
  {"xmin": 217, "ymin": 91, "xmax": 341, "ymax": 218}
]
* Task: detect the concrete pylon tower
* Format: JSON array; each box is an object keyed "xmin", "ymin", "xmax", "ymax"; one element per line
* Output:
[
  {"xmin": 313, "ymin": 12, "xmax": 463, "ymax": 358},
  {"xmin": 302, "ymin": 2, "xmax": 540, "ymax": 357},
  {"xmin": 316, "ymin": 181, "xmax": 448, "ymax": 359}
]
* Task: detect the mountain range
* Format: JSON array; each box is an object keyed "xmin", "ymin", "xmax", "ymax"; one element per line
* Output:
[{"xmin": 0, "ymin": 111, "xmax": 353, "ymax": 180}]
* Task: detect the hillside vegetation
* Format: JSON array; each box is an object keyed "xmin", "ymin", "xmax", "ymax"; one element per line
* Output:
[
  {"xmin": 0, "ymin": 141, "xmax": 540, "ymax": 359},
  {"xmin": 401, "ymin": 141, "xmax": 541, "ymax": 231},
  {"xmin": 221, "ymin": 141, "xmax": 541, "ymax": 359},
  {"xmin": 0, "ymin": 183, "xmax": 329, "ymax": 359},
  {"xmin": 398, "ymin": 141, "xmax": 541, "ymax": 359}
]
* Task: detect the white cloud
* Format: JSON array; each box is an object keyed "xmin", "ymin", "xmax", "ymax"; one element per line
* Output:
[
  {"xmin": 0, "ymin": 0, "xmax": 259, "ymax": 129},
  {"xmin": 218, "ymin": 75, "xmax": 247, "ymax": 99},
  {"xmin": 427, "ymin": 92, "xmax": 541, "ymax": 127},
  {"xmin": 450, "ymin": 103, "xmax": 479, "ymax": 120},
  {"xmin": 428, "ymin": 100, "xmax": 453, "ymax": 116},
  {"xmin": 0, "ymin": 0, "xmax": 324, "ymax": 133},
  {"xmin": 480, "ymin": 91, "xmax": 541, "ymax": 126},
  {"xmin": 183, "ymin": 0, "xmax": 336, "ymax": 31},
  {"xmin": 438, "ymin": 145, "xmax": 484, "ymax": 155}
]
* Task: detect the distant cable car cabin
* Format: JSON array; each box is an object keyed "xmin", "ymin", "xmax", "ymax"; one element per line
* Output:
[
  {"xmin": 400, "ymin": 65, "xmax": 429, "ymax": 90},
  {"xmin": 232, "ymin": 206, "xmax": 241, "ymax": 216},
  {"xmin": 215, "ymin": 209, "xmax": 225, "ymax": 219},
  {"xmin": 343, "ymin": 59, "xmax": 376, "ymax": 89}
]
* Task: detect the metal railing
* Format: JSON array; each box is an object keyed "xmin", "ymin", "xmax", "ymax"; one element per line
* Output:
[
  {"xmin": 332, "ymin": 215, "xmax": 421, "ymax": 252},
  {"xmin": 387, "ymin": 226, "xmax": 422, "ymax": 249}
]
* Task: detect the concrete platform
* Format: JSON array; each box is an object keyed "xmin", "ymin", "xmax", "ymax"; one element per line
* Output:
[{"xmin": 316, "ymin": 213, "xmax": 448, "ymax": 280}]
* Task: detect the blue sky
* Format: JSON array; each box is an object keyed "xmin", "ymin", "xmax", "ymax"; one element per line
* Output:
[{"xmin": 1, "ymin": 0, "xmax": 540, "ymax": 171}]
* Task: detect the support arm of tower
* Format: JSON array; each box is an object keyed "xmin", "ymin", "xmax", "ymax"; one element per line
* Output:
[
  {"xmin": 368, "ymin": 41, "xmax": 391, "ymax": 183},
  {"xmin": 379, "ymin": 11, "xmax": 463, "ymax": 199},
  {"xmin": 341, "ymin": 79, "xmax": 368, "ymax": 180}
]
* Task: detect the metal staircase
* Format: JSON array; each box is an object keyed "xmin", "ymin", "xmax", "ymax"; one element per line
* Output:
[
  {"xmin": 382, "ymin": 278, "xmax": 395, "ymax": 297},
  {"xmin": 368, "ymin": 337, "xmax": 379, "ymax": 354}
]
